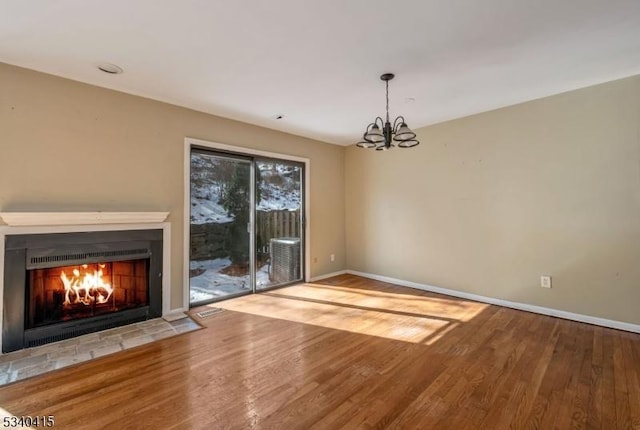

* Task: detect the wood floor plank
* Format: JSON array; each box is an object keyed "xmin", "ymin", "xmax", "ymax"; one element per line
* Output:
[
  {"xmin": 587, "ymin": 326, "xmax": 605, "ymax": 430},
  {"xmin": 0, "ymin": 274, "xmax": 639, "ymax": 429},
  {"xmin": 613, "ymin": 334, "xmax": 633, "ymax": 429},
  {"xmin": 601, "ymin": 329, "xmax": 620, "ymax": 430},
  {"xmin": 622, "ymin": 334, "xmax": 640, "ymax": 430}
]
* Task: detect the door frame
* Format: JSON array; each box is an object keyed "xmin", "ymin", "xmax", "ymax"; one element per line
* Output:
[{"xmin": 183, "ymin": 137, "xmax": 311, "ymax": 309}]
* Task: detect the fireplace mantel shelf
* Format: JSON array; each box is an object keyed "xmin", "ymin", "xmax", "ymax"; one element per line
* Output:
[{"xmin": 0, "ymin": 212, "xmax": 169, "ymax": 227}]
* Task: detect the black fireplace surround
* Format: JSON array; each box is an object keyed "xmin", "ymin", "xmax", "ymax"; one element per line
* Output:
[{"xmin": 3, "ymin": 229, "xmax": 163, "ymax": 353}]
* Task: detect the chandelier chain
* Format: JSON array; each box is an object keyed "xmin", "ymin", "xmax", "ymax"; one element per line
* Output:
[{"xmin": 385, "ymin": 80, "xmax": 390, "ymax": 123}]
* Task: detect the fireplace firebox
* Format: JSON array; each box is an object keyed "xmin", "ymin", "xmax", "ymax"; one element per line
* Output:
[
  {"xmin": 28, "ymin": 259, "xmax": 149, "ymax": 327},
  {"xmin": 3, "ymin": 229, "xmax": 162, "ymax": 353}
]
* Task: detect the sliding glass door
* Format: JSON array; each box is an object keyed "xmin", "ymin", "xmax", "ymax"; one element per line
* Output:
[
  {"xmin": 255, "ymin": 158, "xmax": 304, "ymax": 290},
  {"xmin": 189, "ymin": 149, "xmax": 304, "ymax": 306}
]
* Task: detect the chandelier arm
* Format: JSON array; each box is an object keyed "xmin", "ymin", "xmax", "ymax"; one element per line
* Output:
[
  {"xmin": 392, "ymin": 116, "xmax": 406, "ymax": 133},
  {"xmin": 397, "ymin": 139, "xmax": 419, "ymax": 148},
  {"xmin": 356, "ymin": 139, "xmax": 377, "ymax": 148},
  {"xmin": 363, "ymin": 118, "xmax": 386, "ymax": 143},
  {"xmin": 364, "ymin": 119, "xmax": 384, "ymax": 132}
]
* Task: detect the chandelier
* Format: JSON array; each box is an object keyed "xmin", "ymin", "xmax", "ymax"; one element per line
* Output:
[{"xmin": 356, "ymin": 73, "xmax": 419, "ymax": 150}]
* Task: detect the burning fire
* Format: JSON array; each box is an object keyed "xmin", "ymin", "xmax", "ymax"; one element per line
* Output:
[{"xmin": 60, "ymin": 264, "xmax": 114, "ymax": 306}]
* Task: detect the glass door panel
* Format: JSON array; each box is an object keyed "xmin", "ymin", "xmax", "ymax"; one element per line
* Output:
[
  {"xmin": 189, "ymin": 151, "xmax": 252, "ymax": 305},
  {"xmin": 255, "ymin": 159, "xmax": 304, "ymax": 290}
]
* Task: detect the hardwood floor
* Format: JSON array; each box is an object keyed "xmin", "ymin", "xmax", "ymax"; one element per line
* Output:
[{"xmin": 0, "ymin": 274, "xmax": 639, "ymax": 429}]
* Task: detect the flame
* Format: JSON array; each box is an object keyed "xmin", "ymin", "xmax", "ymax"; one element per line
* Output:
[{"xmin": 60, "ymin": 264, "xmax": 114, "ymax": 306}]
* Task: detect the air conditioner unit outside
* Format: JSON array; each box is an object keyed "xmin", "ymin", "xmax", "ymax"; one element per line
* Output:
[{"xmin": 269, "ymin": 237, "xmax": 301, "ymax": 284}]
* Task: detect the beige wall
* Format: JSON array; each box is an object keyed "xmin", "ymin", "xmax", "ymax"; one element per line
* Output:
[
  {"xmin": 0, "ymin": 63, "xmax": 346, "ymax": 310},
  {"xmin": 4, "ymin": 61, "xmax": 639, "ymax": 326},
  {"xmin": 346, "ymin": 75, "xmax": 640, "ymax": 325}
]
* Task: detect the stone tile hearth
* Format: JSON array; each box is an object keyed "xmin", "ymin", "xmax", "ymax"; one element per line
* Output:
[{"xmin": 0, "ymin": 317, "xmax": 200, "ymax": 386}]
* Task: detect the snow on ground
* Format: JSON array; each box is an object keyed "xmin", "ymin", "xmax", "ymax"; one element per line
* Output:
[
  {"xmin": 189, "ymin": 259, "xmax": 271, "ymax": 303},
  {"xmin": 190, "ymin": 156, "xmax": 301, "ymax": 225},
  {"xmin": 256, "ymin": 182, "xmax": 300, "ymax": 211},
  {"xmin": 190, "ymin": 181, "xmax": 300, "ymax": 223},
  {"xmin": 257, "ymin": 163, "xmax": 301, "ymax": 211},
  {"xmin": 190, "ymin": 183, "xmax": 233, "ymax": 224},
  {"xmin": 256, "ymin": 265, "xmax": 270, "ymax": 287}
]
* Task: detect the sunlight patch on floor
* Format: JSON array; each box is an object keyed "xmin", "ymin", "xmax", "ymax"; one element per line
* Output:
[{"xmin": 211, "ymin": 283, "xmax": 488, "ymax": 343}]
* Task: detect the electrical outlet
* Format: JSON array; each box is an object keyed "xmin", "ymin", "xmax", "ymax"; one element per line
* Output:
[
  {"xmin": 330, "ymin": 254, "xmax": 335, "ymax": 262},
  {"xmin": 540, "ymin": 275, "xmax": 552, "ymax": 288}
]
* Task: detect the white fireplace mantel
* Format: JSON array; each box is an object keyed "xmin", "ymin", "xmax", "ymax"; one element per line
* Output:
[{"xmin": 0, "ymin": 211, "xmax": 169, "ymax": 227}]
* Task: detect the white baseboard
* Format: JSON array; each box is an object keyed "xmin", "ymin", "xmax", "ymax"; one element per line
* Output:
[
  {"xmin": 346, "ymin": 270, "xmax": 640, "ymax": 334},
  {"xmin": 308, "ymin": 270, "xmax": 348, "ymax": 282}
]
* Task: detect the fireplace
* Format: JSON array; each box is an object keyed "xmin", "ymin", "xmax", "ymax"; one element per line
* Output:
[{"xmin": 3, "ymin": 229, "xmax": 162, "ymax": 353}]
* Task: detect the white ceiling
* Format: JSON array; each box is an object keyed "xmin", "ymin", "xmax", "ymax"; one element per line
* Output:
[{"xmin": 2, "ymin": 0, "xmax": 640, "ymax": 146}]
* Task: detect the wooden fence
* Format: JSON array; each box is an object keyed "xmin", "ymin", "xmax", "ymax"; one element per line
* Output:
[
  {"xmin": 190, "ymin": 209, "xmax": 300, "ymax": 261},
  {"xmin": 256, "ymin": 210, "xmax": 300, "ymax": 257},
  {"xmin": 190, "ymin": 222, "xmax": 230, "ymax": 261}
]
